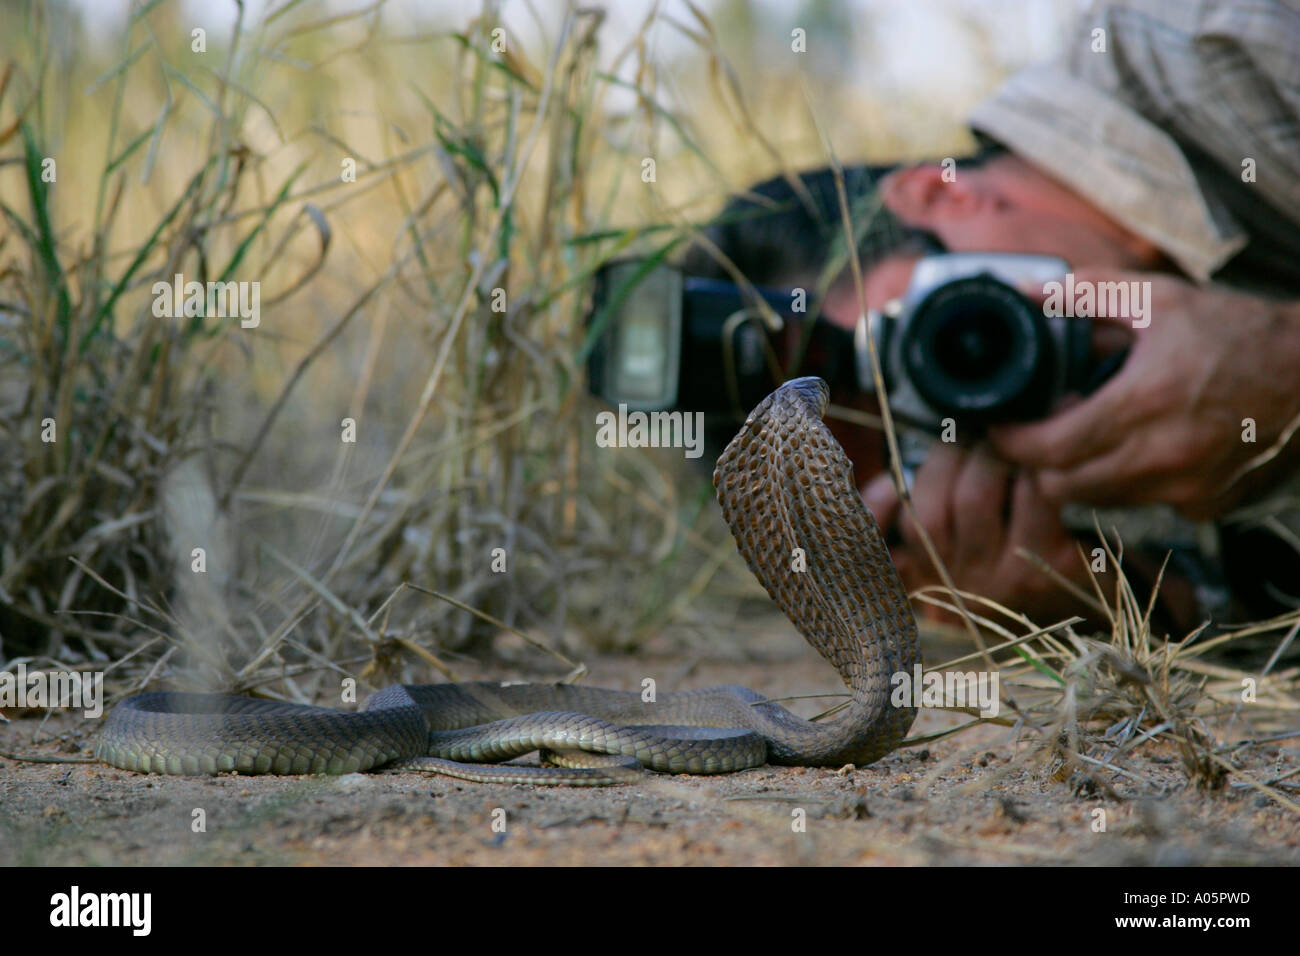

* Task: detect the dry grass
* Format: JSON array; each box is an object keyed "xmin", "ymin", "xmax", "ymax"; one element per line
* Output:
[
  {"xmin": 899, "ymin": 540, "xmax": 1300, "ymax": 810},
  {"xmin": 0, "ymin": 0, "xmax": 756, "ymax": 699}
]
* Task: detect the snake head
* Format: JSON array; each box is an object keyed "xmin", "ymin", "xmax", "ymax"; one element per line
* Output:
[
  {"xmin": 778, "ymin": 376, "xmax": 830, "ymax": 420},
  {"xmin": 712, "ymin": 377, "xmax": 833, "ymax": 493}
]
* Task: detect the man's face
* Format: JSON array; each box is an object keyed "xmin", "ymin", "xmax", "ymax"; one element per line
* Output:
[{"xmin": 819, "ymin": 155, "xmax": 1168, "ymax": 330}]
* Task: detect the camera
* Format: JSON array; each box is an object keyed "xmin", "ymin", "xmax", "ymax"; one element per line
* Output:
[
  {"xmin": 586, "ymin": 253, "xmax": 1122, "ymax": 432},
  {"xmin": 861, "ymin": 253, "xmax": 1120, "ymax": 434},
  {"xmin": 585, "ymin": 259, "xmax": 857, "ymax": 418}
]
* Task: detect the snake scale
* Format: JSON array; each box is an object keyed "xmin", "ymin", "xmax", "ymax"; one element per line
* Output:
[{"xmin": 97, "ymin": 377, "xmax": 920, "ymax": 784}]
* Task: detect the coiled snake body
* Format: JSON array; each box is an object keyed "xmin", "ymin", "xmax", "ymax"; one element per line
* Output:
[{"xmin": 97, "ymin": 378, "xmax": 920, "ymax": 784}]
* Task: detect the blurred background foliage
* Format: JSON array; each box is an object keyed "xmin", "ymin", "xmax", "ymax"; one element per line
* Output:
[{"xmin": 0, "ymin": 0, "xmax": 1082, "ymax": 695}]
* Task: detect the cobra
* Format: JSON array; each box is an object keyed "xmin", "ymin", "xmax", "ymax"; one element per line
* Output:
[{"xmin": 96, "ymin": 378, "xmax": 920, "ymax": 784}]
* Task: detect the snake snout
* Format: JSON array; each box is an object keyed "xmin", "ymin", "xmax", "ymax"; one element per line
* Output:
[{"xmin": 779, "ymin": 376, "xmax": 830, "ymax": 418}]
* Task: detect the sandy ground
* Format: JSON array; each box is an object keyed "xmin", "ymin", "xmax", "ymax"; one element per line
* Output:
[{"xmin": 3, "ymin": 619, "xmax": 1298, "ymax": 867}]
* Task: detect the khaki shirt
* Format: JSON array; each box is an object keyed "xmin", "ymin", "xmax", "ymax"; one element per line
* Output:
[{"xmin": 968, "ymin": 0, "xmax": 1300, "ymax": 624}]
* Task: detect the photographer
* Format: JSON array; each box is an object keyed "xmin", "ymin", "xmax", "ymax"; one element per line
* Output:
[{"xmin": 685, "ymin": 0, "xmax": 1300, "ymax": 636}]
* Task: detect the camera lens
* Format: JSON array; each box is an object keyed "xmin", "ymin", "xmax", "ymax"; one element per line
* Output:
[
  {"xmin": 932, "ymin": 308, "xmax": 1013, "ymax": 382},
  {"xmin": 899, "ymin": 275, "xmax": 1054, "ymax": 425}
]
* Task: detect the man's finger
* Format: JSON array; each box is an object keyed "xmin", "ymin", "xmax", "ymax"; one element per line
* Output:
[
  {"xmin": 950, "ymin": 453, "xmax": 1009, "ymax": 565},
  {"xmin": 1005, "ymin": 468, "xmax": 1063, "ymax": 545},
  {"xmin": 903, "ymin": 445, "xmax": 963, "ymax": 555},
  {"xmin": 987, "ymin": 358, "xmax": 1142, "ymax": 470},
  {"xmin": 1030, "ymin": 430, "xmax": 1171, "ymax": 506},
  {"xmin": 862, "ymin": 472, "xmax": 901, "ymax": 532}
]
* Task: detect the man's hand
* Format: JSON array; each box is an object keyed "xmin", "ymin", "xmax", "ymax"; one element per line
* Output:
[
  {"xmin": 989, "ymin": 270, "xmax": 1300, "ymax": 519},
  {"xmin": 861, "ymin": 445, "xmax": 1089, "ymax": 624}
]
